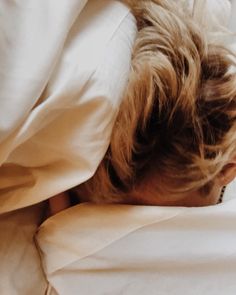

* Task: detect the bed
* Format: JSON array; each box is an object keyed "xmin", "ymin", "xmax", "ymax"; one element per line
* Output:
[{"xmin": 0, "ymin": 0, "xmax": 236, "ymax": 294}]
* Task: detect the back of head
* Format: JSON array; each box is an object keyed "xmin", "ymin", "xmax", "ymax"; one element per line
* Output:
[{"xmin": 79, "ymin": 0, "xmax": 236, "ymax": 203}]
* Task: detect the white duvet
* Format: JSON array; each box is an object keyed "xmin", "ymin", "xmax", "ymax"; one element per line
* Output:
[{"xmin": 0, "ymin": 0, "xmax": 135, "ymax": 213}]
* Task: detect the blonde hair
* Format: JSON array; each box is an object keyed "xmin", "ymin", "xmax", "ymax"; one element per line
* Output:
[{"xmin": 77, "ymin": 0, "xmax": 236, "ymax": 203}]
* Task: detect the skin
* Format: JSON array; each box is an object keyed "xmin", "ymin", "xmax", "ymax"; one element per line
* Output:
[
  {"xmin": 48, "ymin": 192, "xmax": 71, "ymax": 216},
  {"xmin": 48, "ymin": 159, "xmax": 236, "ymax": 215}
]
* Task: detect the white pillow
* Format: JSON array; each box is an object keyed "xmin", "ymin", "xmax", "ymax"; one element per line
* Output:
[{"xmin": 37, "ymin": 190, "xmax": 236, "ymax": 295}]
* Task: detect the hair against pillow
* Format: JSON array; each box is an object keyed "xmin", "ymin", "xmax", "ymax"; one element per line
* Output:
[{"xmin": 76, "ymin": 0, "xmax": 236, "ymax": 204}]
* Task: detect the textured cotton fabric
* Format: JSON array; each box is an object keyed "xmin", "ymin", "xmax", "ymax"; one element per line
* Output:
[
  {"xmin": 1, "ymin": 0, "xmax": 236, "ymax": 294},
  {"xmin": 37, "ymin": 181, "xmax": 236, "ymax": 295},
  {"xmin": 0, "ymin": 1, "xmax": 136, "ymax": 294},
  {"xmin": 0, "ymin": 0, "xmax": 136, "ymax": 213}
]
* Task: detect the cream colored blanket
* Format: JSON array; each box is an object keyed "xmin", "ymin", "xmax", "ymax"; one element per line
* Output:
[
  {"xmin": 0, "ymin": 0, "xmax": 135, "ymax": 213},
  {"xmin": 37, "ymin": 181, "xmax": 236, "ymax": 295}
]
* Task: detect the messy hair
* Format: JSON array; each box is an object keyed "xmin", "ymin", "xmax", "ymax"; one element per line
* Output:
[{"xmin": 77, "ymin": 0, "xmax": 236, "ymax": 203}]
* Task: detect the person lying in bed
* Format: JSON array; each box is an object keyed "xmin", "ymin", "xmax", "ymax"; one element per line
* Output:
[{"xmin": 49, "ymin": 0, "xmax": 236, "ymax": 215}]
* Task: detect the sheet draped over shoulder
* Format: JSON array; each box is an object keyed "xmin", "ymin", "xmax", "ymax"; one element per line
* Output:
[{"xmin": 0, "ymin": 0, "xmax": 136, "ymax": 213}]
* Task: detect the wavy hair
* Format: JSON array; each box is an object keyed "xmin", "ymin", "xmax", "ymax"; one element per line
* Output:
[{"xmin": 76, "ymin": 0, "xmax": 236, "ymax": 203}]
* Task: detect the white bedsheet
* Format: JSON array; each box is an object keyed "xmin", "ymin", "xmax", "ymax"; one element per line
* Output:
[
  {"xmin": 0, "ymin": 203, "xmax": 47, "ymax": 295},
  {"xmin": 0, "ymin": 0, "xmax": 136, "ymax": 214},
  {"xmin": 37, "ymin": 181, "xmax": 236, "ymax": 295},
  {"xmin": 0, "ymin": 1, "xmax": 136, "ymax": 294}
]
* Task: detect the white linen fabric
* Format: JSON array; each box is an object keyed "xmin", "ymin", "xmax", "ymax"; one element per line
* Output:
[
  {"xmin": 229, "ymin": 0, "xmax": 236, "ymax": 42},
  {"xmin": 37, "ymin": 181, "xmax": 236, "ymax": 295},
  {"xmin": 0, "ymin": 0, "xmax": 136, "ymax": 213},
  {"xmin": 0, "ymin": 203, "xmax": 47, "ymax": 295},
  {"xmin": 0, "ymin": 0, "xmax": 136, "ymax": 294},
  {"xmin": 189, "ymin": 0, "xmax": 231, "ymax": 30}
]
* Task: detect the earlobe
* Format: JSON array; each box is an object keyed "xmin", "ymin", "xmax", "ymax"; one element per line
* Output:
[{"xmin": 219, "ymin": 162, "xmax": 236, "ymax": 186}]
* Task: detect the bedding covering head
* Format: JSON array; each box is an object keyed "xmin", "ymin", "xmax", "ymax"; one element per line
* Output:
[{"xmin": 77, "ymin": 0, "xmax": 236, "ymax": 206}]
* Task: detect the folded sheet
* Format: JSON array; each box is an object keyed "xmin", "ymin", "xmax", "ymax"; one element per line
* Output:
[
  {"xmin": 36, "ymin": 181, "xmax": 236, "ymax": 295},
  {"xmin": 0, "ymin": 0, "xmax": 136, "ymax": 213},
  {"xmin": 0, "ymin": 203, "xmax": 47, "ymax": 295}
]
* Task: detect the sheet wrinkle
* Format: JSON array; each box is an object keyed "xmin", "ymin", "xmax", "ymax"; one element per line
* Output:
[
  {"xmin": 3, "ymin": 1, "xmax": 131, "ymax": 149},
  {"xmin": 0, "ymin": 203, "xmax": 48, "ymax": 294},
  {"xmin": 54, "ymin": 254, "xmax": 236, "ymax": 274},
  {"xmin": 7, "ymin": 86, "xmax": 88, "ymax": 155},
  {"xmin": 76, "ymin": 9, "xmax": 133, "ymax": 110},
  {"xmin": 0, "ymin": 0, "xmax": 89, "ymax": 144},
  {"xmin": 34, "ymin": 230, "xmax": 52, "ymax": 280},
  {"xmin": 0, "ymin": 10, "xmax": 91, "ymax": 161}
]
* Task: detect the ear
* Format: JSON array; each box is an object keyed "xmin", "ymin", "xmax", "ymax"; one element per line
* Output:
[{"xmin": 219, "ymin": 157, "xmax": 236, "ymax": 186}]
